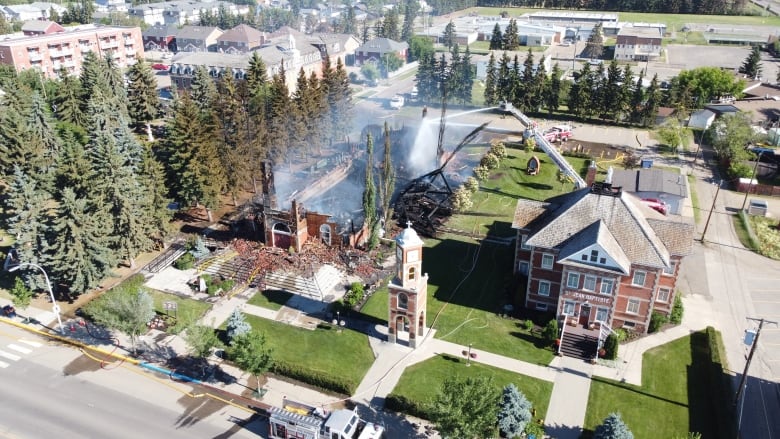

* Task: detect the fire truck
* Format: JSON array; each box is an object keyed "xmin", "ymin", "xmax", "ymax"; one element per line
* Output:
[
  {"xmin": 542, "ymin": 124, "xmax": 573, "ymax": 143},
  {"xmin": 268, "ymin": 399, "xmax": 385, "ymax": 439}
]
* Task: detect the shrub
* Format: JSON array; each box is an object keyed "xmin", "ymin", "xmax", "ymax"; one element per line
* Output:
[
  {"xmin": 542, "ymin": 318, "xmax": 559, "ymax": 344},
  {"xmin": 604, "ymin": 334, "xmax": 619, "ymax": 360},
  {"xmin": 728, "ymin": 161, "xmax": 752, "ymax": 179},
  {"xmin": 343, "ymin": 282, "xmax": 366, "ymax": 308},
  {"xmin": 385, "ymin": 393, "xmax": 431, "ymax": 419},
  {"xmin": 613, "ymin": 328, "xmax": 628, "ymax": 342},
  {"xmin": 523, "ymin": 137, "xmax": 536, "ymax": 153},
  {"xmin": 480, "ymin": 151, "xmax": 500, "ymax": 170},
  {"xmin": 271, "ymin": 360, "xmax": 355, "ymax": 395},
  {"xmin": 524, "ymin": 420, "xmax": 545, "ymax": 438},
  {"xmin": 451, "ymin": 186, "xmax": 474, "ymax": 212},
  {"xmin": 670, "ymin": 293, "xmax": 684, "ymax": 324},
  {"xmin": 522, "ymin": 319, "xmax": 534, "ymax": 332},
  {"xmin": 474, "ymin": 165, "xmax": 490, "ymax": 180},
  {"xmin": 489, "ymin": 141, "xmax": 507, "ymax": 159},
  {"xmin": 174, "ymin": 252, "xmax": 195, "ymax": 270},
  {"xmin": 464, "ymin": 176, "xmax": 479, "ymax": 193},
  {"xmin": 649, "ymin": 311, "xmax": 669, "ymax": 333}
]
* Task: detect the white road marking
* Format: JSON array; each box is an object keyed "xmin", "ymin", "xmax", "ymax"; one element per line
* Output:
[
  {"xmin": 0, "ymin": 350, "xmax": 21, "ymax": 361},
  {"xmin": 7, "ymin": 344, "xmax": 31, "ymax": 354},
  {"xmin": 19, "ymin": 339, "xmax": 42, "ymax": 348}
]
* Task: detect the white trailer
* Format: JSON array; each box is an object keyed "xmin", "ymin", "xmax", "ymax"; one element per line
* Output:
[{"xmin": 268, "ymin": 399, "xmax": 384, "ymax": 439}]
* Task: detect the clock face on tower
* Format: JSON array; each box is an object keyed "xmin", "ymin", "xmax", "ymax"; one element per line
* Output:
[{"xmin": 407, "ymin": 249, "xmax": 419, "ymax": 263}]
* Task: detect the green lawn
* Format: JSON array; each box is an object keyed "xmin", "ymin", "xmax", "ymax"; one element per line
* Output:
[
  {"xmin": 390, "ymin": 354, "xmax": 553, "ymax": 419},
  {"xmin": 146, "ymin": 289, "xmax": 211, "ymax": 334},
  {"xmin": 242, "ymin": 314, "xmax": 375, "ymax": 394},
  {"xmin": 247, "ymin": 289, "xmax": 293, "ymax": 311},
  {"xmin": 585, "ymin": 330, "xmax": 734, "ymax": 438},
  {"xmin": 688, "ymin": 174, "xmax": 701, "ymax": 223}
]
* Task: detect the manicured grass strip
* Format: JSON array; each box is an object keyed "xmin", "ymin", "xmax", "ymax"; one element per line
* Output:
[
  {"xmin": 359, "ymin": 288, "xmax": 388, "ymax": 323},
  {"xmin": 585, "ymin": 330, "xmax": 735, "ymax": 438},
  {"xmin": 687, "ymin": 174, "xmax": 700, "ymax": 224},
  {"xmin": 388, "ymin": 354, "xmax": 553, "ymax": 420},
  {"xmin": 247, "ymin": 289, "xmax": 293, "ymax": 311},
  {"xmin": 242, "ymin": 314, "xmax": 375, "ymax": 395},
  {"xmin": 146, "ymin": 289, "xmax": 211, "ymax": 334}
]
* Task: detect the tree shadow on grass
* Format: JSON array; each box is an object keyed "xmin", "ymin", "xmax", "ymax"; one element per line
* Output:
[
  {"xmin": 688, "ymin": 330, "xmax": 736, "ymax": 439},
  {"xmin": 510, "ymin": 331, "xmax": 551, "ymax": 351},
  {"xmin": 519, "ymin": 182, "xmax": 555, "ymax": 191}
]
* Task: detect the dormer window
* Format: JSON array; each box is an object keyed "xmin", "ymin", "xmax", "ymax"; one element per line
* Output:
[{"xmin": 590, "ymin": 250, "xmax": 598, "ymax": 262}]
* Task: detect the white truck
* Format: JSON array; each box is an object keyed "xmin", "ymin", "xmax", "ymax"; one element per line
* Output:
[
  {"xmin": 268, "ymin": 399, "xmax": 385, "ymax": 439},
  {"xmin": 389, "ymin": 94, "xmax": 404, "ymax": 109}
]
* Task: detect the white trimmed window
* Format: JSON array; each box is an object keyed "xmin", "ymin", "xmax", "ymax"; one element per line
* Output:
[
  {"xmin": 600, "ymin": 278, "xmax": 614, "ymax": 295},
  {"xmin": 596, "ymin": 307, "xmax": 608, "ymax": 322},
  {"xmin": 626, "ymin": 298, "xmax": 640, "ymax": 314},
  {"xmin": 583, "ymin": 275, "xmax": 597, "ymax": 291},
  {"xmin": 657, "ymin": 287, "xmax": 671, "ymax": 303},
  {"xmin": 563, "ymin": 301, "xmax": 575, "ymax": 315},
  {"xmin": 538, "ymin": 280, "xmax": 551, "ymax": 296},
  {"xmin": 541, "ymin": 253, "xmax": 554, "ymax": 269},
  {"xmin": 663, "ymin": 261, "xmax": 677, "ymax": 276},
  {"xmin": 632, "ymin": 270, "xmax": 646, "ymax": 287},
  {"xmin": 521, "ymin": 235, "xmax": 531, "ymax": 250},
  {"xmin": 566, "ymin": 272, "xmax": 579, "ymax": 289},
  {"xmin": 535, "ymin": 302, "xmax": 548, "ymax": 311}
]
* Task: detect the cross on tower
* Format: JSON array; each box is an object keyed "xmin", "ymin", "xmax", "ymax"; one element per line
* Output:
[{"xmin": 406, "ymin": 220, "xmax": 413, "ymax": 229}]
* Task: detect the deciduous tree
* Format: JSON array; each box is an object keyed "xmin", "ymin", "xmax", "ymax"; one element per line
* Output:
[
  {"xmin": 430, "ymin": 375, "xmax": 500, "ymax": 439},
  {"xmin": 230, "ymin": 331, "xmax": 273, "ymax": 395},
  {"xmin": 86, "ymin": 288, "xmax": 155, "ymax": 354}
]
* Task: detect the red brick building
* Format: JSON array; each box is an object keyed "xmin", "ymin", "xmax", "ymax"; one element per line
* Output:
[{"xmin": 512, "ymin": 183, "xmax": 694, "ymax": 334}]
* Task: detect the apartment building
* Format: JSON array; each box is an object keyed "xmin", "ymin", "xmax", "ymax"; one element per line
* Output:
[
  {"xmin": 0, "ymin": 24, "xmax": 144, "ymax": 79},
  {"xmin": 614, "ymin": 27, "xmax": 663, "ymax": 62}
]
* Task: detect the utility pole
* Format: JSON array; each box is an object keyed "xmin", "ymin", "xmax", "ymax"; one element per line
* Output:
[
  {"xmin": 741, "ymin": 151, "xmax": 764, "ymax": 211},
  {"xmin": 735, "ymin": 318, "xmax": 778, "ymax": 406},
  {"xmin": 701, "ymin": 179, "xmax": 722, "ymax": 242}
]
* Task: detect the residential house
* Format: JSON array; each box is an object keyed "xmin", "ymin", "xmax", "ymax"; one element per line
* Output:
[
  {"xmin": 308, "ymin": 32, "xmax": 361, "ymax": 66},
  {"xmin": 21, "ymin": 20, "xmax": 64, "ymax": 36},
  {"xmin": 1, "ymin": 3, "xmax": 65, "ymax": 22},
  {"xmin": 176, "ymin": 26, "xmax": 223, "ymax": 53},
  {"xmin": 609, "ymin": 169, "xmax": 689, "ymax": 215},
  {"xmin": 354, "ymin": 37, "xmax": 408, "ymax": 66},
  {"xmin": 688, "ymin": 109, "xmax": 716, "ymax": 130},
  {"xmin": 614, "ymin": 27, "xmax": 662, "ymax": 61},
  {"xmin": 94, "ymin": 0, "xmax": 128, "ymax": 13},
  {"xmin": 163, "ymin": 1, "xmax": 249, "ymax": 26},
  {"xmin": 216, "ymin": 24, "xmax": 265, "ymax": 54},
  {"xmin": 127, "ymin": 3, "xmax": 166, "ymax": 26},
  {"xmin": 0, "ymin": 24, "xmax": 143, "ymax": 79},
  {"xmin": 512, "ymin": 183, "xmax": 694, "ymax": 334},
  {"xmin": 142, "ymin": 24, "xmax": 177, "ymax": 52},
  {"xmin": 170, "ymin": 29, "xmax": 322, "ymax": 92}
]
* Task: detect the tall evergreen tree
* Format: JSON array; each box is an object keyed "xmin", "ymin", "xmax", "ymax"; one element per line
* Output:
[
  {"xmin": 267, "ymin": 68, "xmax": 291, "ymax": 165},
  {"xmin": 324, "ymin": 58, "xmax": 353, "ymax": 146},
  {"xmin": 382, "ymin": 7, "xmax": 400, "ymax": 41},
  {"xmin": 582, "ymin": 22, "xmax": 605, "ymax": 59},
  {"xmin": 415, "ymin": 53, "xmax": 437, "ymax": 104},
  {"xmin": 602, "ymin": 60, "xmax": 623, "ymax": 120},
  {"xmin": 545, "ymin": 62, "xmax": 562, "ymax": 114},
  {"xmin": 456, "ymin": 45, "xmax": 474, "ymax": 105},
  {"xmin": 503, "ymin": 19, "xmax": 520, "ymax": 51},
  {"xmin": 362, "ymin": 133, "xmax": 377, "ymax": 247},
  {"xmin": 126, "ymin": 60, "xmax": 160, "ymax": 139},
  {"xmin": 568, "ymin": 63, "xmax": 592, "ymax": 119},
  {"xmin": 163, "ymin": 94, "xmax": 225, "ymax": 221},
  {"xmin": 138, "ymin": 145, "xmax": 172, "ymax": 248},
  {"xmin": 489, "ymin": 23, "xmax": 503, "ymax": 50},
  {"xmin": 215, "ymin": 70, "xmax": 251, "ymax": 205},
  {"xmin": 378, "ymin": 121, "xmax": 395, "ymax": 226},
  {"xmin": 497, "ymin": 51, "xmax": 512, "ymax": 102},
  {"xmin": 442, "ymin": 20, "xmax": 456, "ymax": 51},
  {"xmin": 641, "ymin": 74, "xmax": 662, "ymax": 127},
  {"xmin": 45, "ymin": 187, "xmax": 116, "ymax": 295},
  {"xmin": 629, "ymin": 70, "xmax": 646, "ymax": 124},
  {"xmin": 53, "ymin": 73, "xmax": 85, "ymax": 128},
  {"xmin": 484, "ymin": 52, "xmax": 499, "ymax": 106},
  {"xmin": 55, "ymin": 134, "xmax": 93, "ymax": 198},
  {"xmin": 594, "ymin": 412, "xmax": 634, "ymax": 439},
  {"xmin": 190, "ymin": 66, "xmax": 218, "ymax": 110},
  {"xmin": 400, "ymin": 0, "xmax": 418, "ymax": 43}
]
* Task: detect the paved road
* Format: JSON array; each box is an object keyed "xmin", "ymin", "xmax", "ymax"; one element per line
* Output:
[{"xmin": 0, "ymin": 325, "xmax": 264, "ymax": 439}]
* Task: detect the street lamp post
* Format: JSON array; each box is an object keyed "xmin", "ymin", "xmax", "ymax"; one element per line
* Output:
[
  {"xmin": 8, "ymin": 263, "xmax": 63, "ymax": 333},
  {"xmin": 741, "ymin": 151, "xmax": 764, "ymax": 211}
]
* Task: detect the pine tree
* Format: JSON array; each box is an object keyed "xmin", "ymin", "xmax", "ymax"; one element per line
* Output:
[
  {"xmin": 215, "ymin": 70, "xmax": 251, "ymax": 206},
  {"xmin": 126, "ymin": 60, "xmax": 160, "ymax": 138},
  {"xmin": 79, "ymin": 51, "xmax": 110, "ymax": 114},
  {"xmin": 291, "ymin": 68, "xmax": 312, "ymax": 159},
  {"xmin": 190, "ymin": 65, "xmax": 218, "ymax": 110},
  {"xmin": 739, "ymin": 46, "xmax": 763, "ymax": 79},
  {"xmin": 583, "ymin": 22, "xmax": 605, "ymax": 59},
  {"xmin": 5, "ymin": 166, "xmax": 51, "ymax": 291},
  {"xmin": 226, "ymin": 307, "xmax": 251, "ymax": 343},
  {"xmin": 267, "ymin": 68, "xmax": 291, "ymax": 165},
  {"xmin": 0, "ymin": 88, "xmax": 38, "ymax": 178},
  {"xmin": 503, "ymin": 19, "xmax": 520, "ymax": 51},
  {"xmin": 489, "ymin": 23, "xmax": 503, "ymax": 50},
  {"xmin": 641, "ymin": 74, "xmax": 662, "ymax": 127},
  {"xmin": 618, "ymin": 65, "xmax": 634, "ymax": 122},
  {"xmin": 594, "ymin": 412, "xmax": 634, "ymax": 439},
  {"xmin": 484, "ymin": 52, "xmax": 499, "ymax": 106},
  {"xmin": 53, "ymin": 73, "xmax": 85, "ymax": 128},
  {"xmin": 497, "ymin": 384, "xmax": 533, "ymax": 438},
  {"xmin": 378, "ymin": 121, "xmax": 395, "ymax": 226},
  {"xmin": 246, "ymin": 51, "xmax": 269, "ymax": 108},
  {"xmin": 602, "ymin": 60, "xmax": 623, "ymax": 121},
  {"xmin": 497, "ymin": 51, "xmax": 512, "ymax": 103},
  {"xmin": 456, "ymin": 46, "xmax": 473, "ymax": 105},
  {"xmin": 324, "ymin": 58, "xmax": 353, "ymax": 146},
  {"xmin": 26, "ymin": 92, "xmax": 60, "ymax": 175},
  {"xmin": 629, "ymin": 70, "xmax": 646, "ymax": 124},
  {"xmin": 400, "ymin": 0, "xmax": 418, "ymax": 43},
  {"xmin": 163, "ymin": 93, "xmax": 225, "ymax": 220},
  {"xmin": 45, "ymin": 187, "xmax": 116, "ymax": 295},
  {"xmin": 382, "ymin": 7, "xmax": 400, "ymax": 41},
  {"xmin": 442, "ymin": 20, "xmax": 456, "ymax": 51},
  {"xmin": 415, "ymin": 53, "xmax": 437, "ymax": 104},
  {"xmin": 545, "ymin": 63, "xmax": 562, "ymax": 114},
  {"xmin": 138, "ymin": 144, "xmax": 173, "ymax": 247},
  {"xmin": 307, "ymin": 71, "xmax": 328, "ymax": 156},
  {"xmin": 568, "ymin": 63, "xmax": 592, "ymax": 119},
  {"xmin": 530, "ymin": 55, "xmax": 547, "ymax": 112}
]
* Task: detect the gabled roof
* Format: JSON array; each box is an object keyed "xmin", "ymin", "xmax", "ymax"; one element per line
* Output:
[
  {"xmin": 142, "ymin": 23, "xmax": 178, "ymax": 38},
  {"xmin": 176, "ymin": 25, "xmax": 222, "ymax": 41},
  {"xmin": 21, "ymin": 20, "xmax": 61, "ymax": 33},
  {"xmin": 610, "ymin": 169, "xmax": 688, "ymax": 198},
  {"xmin": 217, "ymin": 24, "xmax": 264, "ymax": 44},
  {"xmin": 514, "ymin": 188, "xmax": 692, "ymax": 269},
  {"xmin": 557, "ymin": 220, "xmax": 631, "ymax": 274},
  {"xmin": 355, "ymin": 37, "xmax": 408, "ymax": 53}
]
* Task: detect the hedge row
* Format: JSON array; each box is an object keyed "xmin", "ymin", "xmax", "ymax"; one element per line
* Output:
[
  {"xmin": 384, "ymin": 394, "xmax": 432, "ymax": 420},
  {"xmin": 271, "ymin": 360, "xmax": 356, "ymax": 396}
]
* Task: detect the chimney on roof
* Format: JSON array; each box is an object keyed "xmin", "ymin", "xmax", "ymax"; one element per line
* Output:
[{"xmin": 590, "ymin": 181, "xmax": 622, "ymax": 197}]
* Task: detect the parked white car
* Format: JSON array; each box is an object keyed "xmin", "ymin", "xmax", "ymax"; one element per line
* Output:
[{"xmin": 390, "ymin": 94, "xmax": 405, "ymax": 109}]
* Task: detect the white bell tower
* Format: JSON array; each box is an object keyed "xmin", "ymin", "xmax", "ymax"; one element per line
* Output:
[{"xmin": 387, "ymin": 222, "xmax": 428, "ymax": 347}]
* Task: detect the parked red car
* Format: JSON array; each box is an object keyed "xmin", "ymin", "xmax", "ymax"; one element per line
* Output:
[
  {"xmin": 641, "ymin": 198, "xmax": 669, "ymax": 215},
  {"xmin": 151, "ymin": 63, "xmax": 169, "ymax": 71}
]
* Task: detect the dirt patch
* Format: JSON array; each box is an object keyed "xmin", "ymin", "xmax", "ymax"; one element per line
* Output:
[
  {"xmin": 62, "ymin": 353, "xmax": 112, "ymax": 376},
  {"xmin": 561, "ymin": 139, "xmax": 630, "ymax": 162}
]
